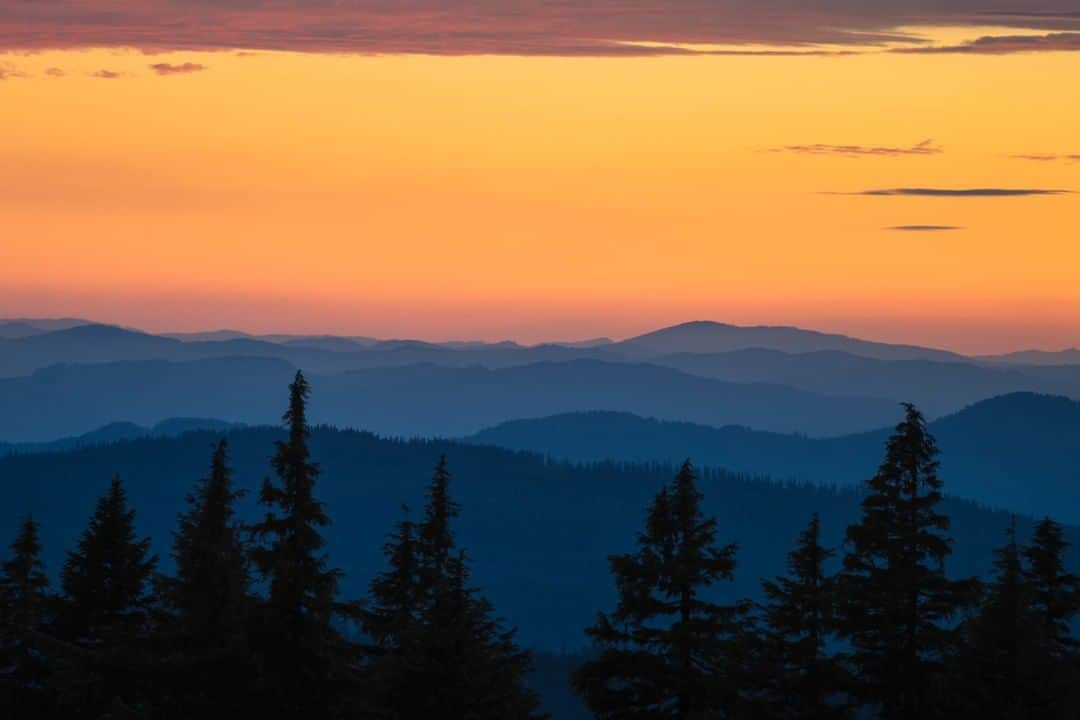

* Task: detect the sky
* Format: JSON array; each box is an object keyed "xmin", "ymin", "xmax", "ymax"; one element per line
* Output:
[{"xmin": 1, "ymin": 1, "xmax": 1079, "ymax": 353}]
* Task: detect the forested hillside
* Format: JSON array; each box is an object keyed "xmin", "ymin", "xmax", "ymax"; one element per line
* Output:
[{"xmin": 2, "ymin": 420, "xmax": 1072, "ymax": 648}]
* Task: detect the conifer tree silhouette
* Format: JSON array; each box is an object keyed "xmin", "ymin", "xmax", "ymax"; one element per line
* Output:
[
  {"xmin": 248, "ymin": 371, "xmax": 358, "ymax": 720},
  {"xmin": 0, "ymin": 515, "xmax": 53, "ymax": 715},
  {"xmin": 58, "ymin": 476, "xmax": 157, "ymax": 716},
  {"xmin": 156, "ymin": 438, "xmax": 252, "ymax": 717},
  {"xmin": 758, "ymin": 513, "xmax": 849, "ymax": 719},
  {"xmin": 366, "ymin": 505, "xmax": 421, "ymax": 653},
  {"xmin": 1, "ymin": 515, "xmax": 49, "ymax": 638},
  {"xmin": 574, "ymin": 460, "xmax": 743, "ymax": 719},
  {"xmin": 1022, "ymin": 517, "xmax": 1080, "ymax": 716},
  {"xmin": 960, "ymin": 518, "xmax": 1041, "ymax": 719},
  {"xmin": 60, "ymin": 477, "xmax": 157, "ymax": 637},
  {"xmin": 370, "ymin": 455, "xmax": 543, "ymax": 719},
  {"xmin": 168, "ymin": 438, "xmax": 249, "ymax": 642},
  {"xmin": 836, "ymin": 403, "xmax": 975, "ymax": 720},
  {"xmin": 1024, "ymin": 517, "xmax": 1080, "ymax": 660}
]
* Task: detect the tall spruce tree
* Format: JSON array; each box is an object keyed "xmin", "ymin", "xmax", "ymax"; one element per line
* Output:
[
  {"xmin": 758, "ymin": 513, "xmax": 848, "ymax": 719},
  {"xmin": 58, "ymin": 476, "xmax": 158, "ymax": 717},
  {"xmin": 156, "ymin": 438, "xmax": 252, "ymax": 717},
  {"xmin": 836, "ymin": 403, "xmax": 974, "ymax": 720},
  {"xmin": 248, "ymin": 371, "xmax": 357, "ymax": 719},
  {"xmin": 369, "ymin": 456, "xmax": 543, "ymax": 720},
  {"xmin": 0, "ymin": 516, "xmax": 53, "ymax": 716},
  {"xmin": 573, "ymin": 460, "xmax": 743, "ymax": 720},
  {"xmin": 1022, "ymin": 517, "xmax": 1080, "ymax": 717}
]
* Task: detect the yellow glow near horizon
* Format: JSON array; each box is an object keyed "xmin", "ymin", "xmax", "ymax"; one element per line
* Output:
[{"xmin": 1, "ymin": 44, "xmax": 1078, "ymax": 351}]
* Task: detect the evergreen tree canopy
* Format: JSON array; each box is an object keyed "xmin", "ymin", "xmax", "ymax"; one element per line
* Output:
[
  {"xmin": 52, "ymin": 476, "xmax": 157, "ymax": 718},
  {"xmin": 574, "ymin": 459, "xmax": 742, "ymax": 720},
  {"xmin": 365, "ymin": 505, "xmax": 421, "ymax": 652},
  {"xmin": 1021, "ymin": 517, "xmax": 1080, "ymax": 717},
  {"xmin": 418, "ymin": 454, "xmax": 459, "ymax": 580},
  {"xmin": 368, "ymin": 456, "xmax": 543, "ymax": 720},
  {"xmin": 1023, "ymin": 517, "xmax": 1080, "ymax": 660},
  {"xmin": 166, "ymin": 437, "xmax": 249, "ymax": 644},
  {"xmin": 837, "ymin": 403, "xmax": 974, "ymax": 720},
  {"xmin": 961, "ymin": 517, "xmax": 1042, "ymax": 719},
  {"xmin": 251, "ymin": 371, "xmax": 342, "ymax": 626},
  {"xmin": 1, "ymin": 515, "xmax": 50, "ymax": 633},
  {"xmin": 1, "ymin": 514, "xmax": 53, "ymax": 714},
  {"xmin": 154, "ymin": 437, "xmax": 253, "ymax": 719},
  {"xmin": 248, "ymin": 370, "xmax": 356, "ymax": 719},
  {"xmin": 59, "ymin": 476, "xmax": 157, "ymax": 638},
  {"xmin": 758, "ymin": 513, "xmax": 848, "ymax": 719}
]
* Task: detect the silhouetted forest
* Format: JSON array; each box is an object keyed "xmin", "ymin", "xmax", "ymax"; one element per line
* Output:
[{"xmin": 2, "ymin": 373, "xmax": 1078, "ymax": 718}]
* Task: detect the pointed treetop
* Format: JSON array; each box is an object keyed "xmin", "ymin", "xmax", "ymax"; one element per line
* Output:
[
  {"xmin": 60, "ymin": 475, "xmax": 157, "ymax": 633},
  {"xmin": 284, "ymin": 370, "xmax": 311, "ymax": 441},
  {"xmin": 8, "ymin": 514, "xmax": 44, "ymax": 568},
  {"xmin": 1022, "ymin": 516, "xmax": 1080, "ymax": 658},
  {"xmin": 2, "ymin": 514, "xmax": 50, "ymax": 611},
  {"xmin": 420, "ymin": 455, "xmax": 460, "ymax": 573}
]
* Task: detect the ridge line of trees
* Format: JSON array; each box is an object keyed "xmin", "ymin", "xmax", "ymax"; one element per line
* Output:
[{"xmin": 1, "ymin": 376, "xmax": 1077, "ymax": 718}]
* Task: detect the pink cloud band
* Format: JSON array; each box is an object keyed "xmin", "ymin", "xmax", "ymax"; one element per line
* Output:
[{"xmin": 1, "ymin": 1, "xmax": 1079, "ymax": 56}]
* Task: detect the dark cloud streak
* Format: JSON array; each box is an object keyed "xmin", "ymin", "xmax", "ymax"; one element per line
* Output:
[
  {"xmin": 775, "ymin": 139, "xmax": 942, "ymax": 157},
  {"xmin": 886, "ymin": 225, "xmax": 964, "ymax": 231},
  {"xmin": 150, "ymin": 62, "xmax": 206, "ymax": 75},
  {"xmin": 853, "ymin": 188, "xmax": 1070, "ymax": 197},
  {"xmin": 1012, "ymin": 153, "xmax": 1080, "ymax": 161}
]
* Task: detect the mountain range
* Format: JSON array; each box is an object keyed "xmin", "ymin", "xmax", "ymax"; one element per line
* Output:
[
  {"xmin": 2, "ymin": 316, "xmax": 1079, "ymax": 652},
  {"xmin": 0, "ymin": 356, "xmax": 905, "ymax": 441},
  {"xmin": 2, "ymin": 318, "xmax": 1080, "ymax": 442}
]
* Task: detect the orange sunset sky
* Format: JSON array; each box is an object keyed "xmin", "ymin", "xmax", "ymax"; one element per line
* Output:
[{"xmin": 1, "ymin": 2, "xmax": 1078, "ymax": 354}]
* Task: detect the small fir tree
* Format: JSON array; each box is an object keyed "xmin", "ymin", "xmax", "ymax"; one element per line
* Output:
[
  {"xmin": 369, "ymin": 456, "xmax": 543, "ymax": 720},
  {"xmin": 573, "ymin": 460, "xmax": 743, "ymax": 720},
  {"xmin": 758, "ymin": 513, "xmax": 848, "ymax": 719},
  {"xmin": 60, "ymin": 476, "xmax": 157, "ymax": 639},
  {"xmin": 0, "ymin": 516, "xmax": 53, "ymax": 714}
]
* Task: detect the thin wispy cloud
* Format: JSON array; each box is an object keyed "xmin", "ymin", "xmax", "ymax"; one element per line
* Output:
[
  {"xmin": 44, "ymin": 67, "xmax": 65, "ymax": 78},
  {"xmin": 852, "ymin": 188, "xmax": 1070, "ymax": 197},
  {"xmin": 775, "ymin": 140, "xmax": 942, "ymax": 157},
  {"xmin": 886, "ymin": 225, "xmax": 964, "ymax": 231},
  {"xmin": 150, "ymin": 62, "xmax": 207, "ymax": 76},
  {"xmin": 0, "ymin": 62, "xmax": 26, "ymax": 80},
  {"xmin": 90, "ymin": 69, "xmax": 124, "ymax": 79},
  {"xmin": 0, "ymin": 0, "xmax": 1078, "ymax": 56},
  {"xmin": 1011, "ymin": 153, "xmax": 1080, "ymax": 161},
  {"xmin": 894, "ymin": 32, "xmax": 1080, "ymax": 55}
]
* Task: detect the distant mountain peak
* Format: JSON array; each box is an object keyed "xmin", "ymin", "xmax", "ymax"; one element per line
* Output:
[
  {"xmin": 618, "ymin": 320, "xmax": 962, "ymax": 363},
  {"xmin": 41, "ymin": 323, "xmax": 163, "ymax": 340},
  {"xmin": 949, "ymin": 391, "xmax": 1080, "ymax": 418}
]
